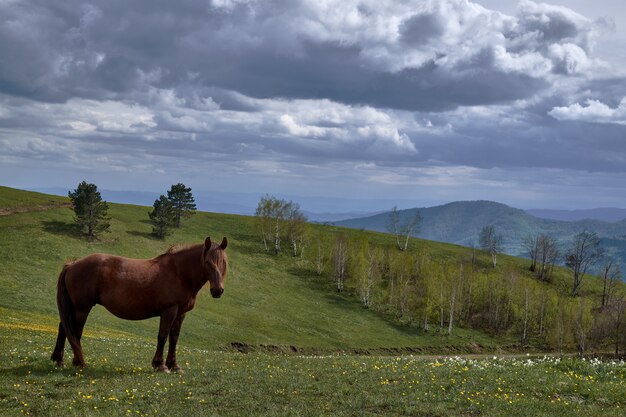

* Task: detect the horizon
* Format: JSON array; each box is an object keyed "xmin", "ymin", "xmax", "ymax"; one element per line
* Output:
[
  {"xmin": 1, "ymin": 0, "xmax": 626, "ymax": 209},
  {"xmin": 16, "ymin": 185, "xmax": 626, "ymax": 218}
]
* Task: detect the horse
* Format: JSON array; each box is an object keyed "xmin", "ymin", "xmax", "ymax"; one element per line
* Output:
[{"xmin": 51, "ymin": 236, "xmax": 228, "ymax": 372}]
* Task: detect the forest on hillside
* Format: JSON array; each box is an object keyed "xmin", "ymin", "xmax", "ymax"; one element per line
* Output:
[{"xmin": 256, "ymin": 196, "xmax": 626, "ymax": 356}]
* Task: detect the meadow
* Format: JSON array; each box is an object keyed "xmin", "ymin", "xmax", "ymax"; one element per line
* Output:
[
  {"xmin": 2, "ymin": 327, "xmax": 624, "ymax": 416},
  {"xmin": 1, "ymin": 186, "xmax": 625, "ymax": 416}
]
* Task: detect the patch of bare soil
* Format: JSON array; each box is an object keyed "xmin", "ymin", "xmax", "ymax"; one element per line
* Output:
[{"xmin": 224, "ymin": 341, "xmax": 545, "ymax": 357}]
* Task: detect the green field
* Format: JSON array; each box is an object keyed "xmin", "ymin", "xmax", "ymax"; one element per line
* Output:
[
  {"xmin": 3, "ymin": 328, "xmax": 625, "ymax": 417},
  {"xmin": 0, "ymin": 186, "xmax": 624, "ymax": 416}
]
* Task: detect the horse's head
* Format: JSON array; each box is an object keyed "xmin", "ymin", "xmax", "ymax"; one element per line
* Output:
[{"xmin": 203, "ymin": 236, "xmax": 228, "ymax": 298}]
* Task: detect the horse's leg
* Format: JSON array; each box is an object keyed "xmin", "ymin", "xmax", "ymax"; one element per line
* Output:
[
  {"xmin": 70, "ymin": 307, "xmax": 92, "ymax": 368},
  {"xmin": 51, "ymin": 322, "xmax": 66, "ymax": 367},
  {"xmin": 152, "ymin": 306, "xmax": 178, "ymax": 372},
  {"xmin": 165, "ymin": 313, "xmax": 186, "ymax": 372}
]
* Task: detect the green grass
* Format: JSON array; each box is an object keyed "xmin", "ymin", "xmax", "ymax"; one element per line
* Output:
[
  {"xmin": 0, "ymin": 186, "xmax": 68, "ymax": 211},
  {"xmin": 1, "ymin": 186, "xmax": 624, "ymax": 416},
  {"xmin": 0, "ymin": 187, "xmax": 502, "ymax": 354},
  {"xmin": 1, "ymin": 327, "xmax": 624, "ymax": 417}
]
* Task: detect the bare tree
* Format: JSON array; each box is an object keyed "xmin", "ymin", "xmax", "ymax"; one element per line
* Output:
[
  {"xmin": 479, "ymin": 225, "xmax": 503, "ymax": 268},
  {"xmin": 387, "ymin": 206, "xmax": 422, "ymax": 251},
  {"xmin": 565, "ymin": 231, "xmax": 603, "ymax": 296},
  {"xmin": 601, "ymin": 258, "xmax": 622, "ymax": 308},
  {"xmin": 522, "ymin": 234, "xmax": 540, "ymax": 272},
  {"xmin": 537, "ymin": 234, "xmax": 559, "ymax": 282}
]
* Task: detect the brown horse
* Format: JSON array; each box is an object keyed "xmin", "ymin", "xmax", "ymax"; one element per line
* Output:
[{"xmin": 51, "ymin": 237, "xmax": 228, "ymax": 372}]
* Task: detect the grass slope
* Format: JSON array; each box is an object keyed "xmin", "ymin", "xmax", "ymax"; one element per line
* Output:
[
  {"xmin": 2, "ymin": 327, "xmax": 625, "ymax": 417},
  {"xmin": 0, "ymin": 187, "xmax": 500, "ymax": 355},
  {"xmin": 1, "ymin": 187, "xmax": 625, "ymax": 417},
  {"xmin": 0, "ymin": 186, "xmax": 69, "ymax": 214}
]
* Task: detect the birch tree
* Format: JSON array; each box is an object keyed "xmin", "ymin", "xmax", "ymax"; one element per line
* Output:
[
  {"xmin": 286, "ymin": 202, "xmax": 308, "ymax": 257},
  {"xmin": 332, "ymin": 234, "xmax": 348, "ymax": 292},
  {"xmin": 479, "ymin": 225, "xmax": 503, "ymax": 268},
  {"xmin": 387, "ymin": 206, "xmax": 422, "ymax": 251}
]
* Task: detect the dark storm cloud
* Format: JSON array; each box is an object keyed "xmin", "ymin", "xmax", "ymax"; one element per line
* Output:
[
  {"xmin": 0, "ymin": 0, "xmax": 596, "ymax": 111},
  {"xmin": 1, "ymin": 0, "xmax": 625, "ymax": 208},
  {"xmin": 412, "ymin": 115, "xmax": 626, "ymax": 173},
  {"xmin": 400, "ymin": 12, "xmax": 445, "ymax": 45}
]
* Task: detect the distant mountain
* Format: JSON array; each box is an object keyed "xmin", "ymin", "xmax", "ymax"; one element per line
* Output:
[
  {"xmin": 335, "ymin": 201, "xmax": 626, "ymax": 276},
  {"xmin": 526, "ymin": 208, "xmax": 626, "ymax": 223},
  {"xmin": 304, "ymin": 210, "xmax": 385, "ymax": 223}
]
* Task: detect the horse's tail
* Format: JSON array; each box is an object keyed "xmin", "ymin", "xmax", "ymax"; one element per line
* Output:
[{"xmin": 56, "ymin": 263, "xmax": 79, "ymax": 350}]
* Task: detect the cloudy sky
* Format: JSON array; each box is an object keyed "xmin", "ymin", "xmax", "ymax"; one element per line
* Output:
[{"xmin": 1, "ymin": 0, "xmax": 625, "ymax": 211}]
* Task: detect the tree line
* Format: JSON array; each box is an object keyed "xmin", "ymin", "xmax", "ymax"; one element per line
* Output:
[
  {"xmin": 253, "ymin": 198, "xmax": 626, "ymax": 356},
  {"xmin": 67, "ymin": 181, "xmax": 196, "ymax": 239}
]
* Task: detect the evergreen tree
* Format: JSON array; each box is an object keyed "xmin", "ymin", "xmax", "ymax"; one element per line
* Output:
[
  {"xmin": 68, "ymin": 181, "xmax": 110, "ymax": 239},
  {"xmin": 149, "ymin": 195, "xmax": 176, "ymax": 238},
  {"xmin": 167, "ymin": 183, "xmax": 196, "ymax": 228}
]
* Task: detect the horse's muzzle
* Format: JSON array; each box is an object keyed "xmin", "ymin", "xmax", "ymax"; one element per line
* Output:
[{"xmin": 210, "ymin": 288, "xmax": 224, "ymax": 298}]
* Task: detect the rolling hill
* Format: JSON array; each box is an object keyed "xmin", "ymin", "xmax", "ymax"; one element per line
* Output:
[
  {"xmin": 0, "ymin": 186, "xmax": 505, "ymax": 355},
  {"xmin": 526, "ymin": 207, "xmax": 626, "ymax": 223},
  {"xmin": 335, "ymin": 200, "xmax": 626, "ymax": 275}
]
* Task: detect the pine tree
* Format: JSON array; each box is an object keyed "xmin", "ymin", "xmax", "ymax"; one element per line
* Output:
[
  {"xmin": 68, "ymin": 181, "xmax": 110, "ymax": 239},
  {"xmin": 149, "ymin": 195, "xmax": 176, "ymax": 238},
  {"xmin": 166, "ymin": 183, "xmax": 196, "ymax": 228}
]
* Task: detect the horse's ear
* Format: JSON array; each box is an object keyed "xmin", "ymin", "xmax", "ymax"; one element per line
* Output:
[
  {"xmin": 220, "ymin": 237, "xmax": 228, "ymax": 250},
  {"xmin": 204, "ymin": 237, "xmax": 211, "ymax": 250}
]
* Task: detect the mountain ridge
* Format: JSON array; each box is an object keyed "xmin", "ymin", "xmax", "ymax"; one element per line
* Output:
[
  {"xmin": 335, "ymin": 200, "xmax": 626, "ymax": 277},
  {"xmin": 526, "ymin": 207, "xmax": 626, "ymax": 223}
]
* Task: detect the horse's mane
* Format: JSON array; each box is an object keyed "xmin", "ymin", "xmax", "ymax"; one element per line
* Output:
[
  {"xmin": 165, "ymin": 244, "xmax": 196, "ymax": 255},
  {"xmin": 151, "ymin": 244, "xmax": 201, "ymax": 261}
]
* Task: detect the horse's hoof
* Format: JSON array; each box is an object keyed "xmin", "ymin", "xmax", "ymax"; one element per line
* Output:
[
  {"xmin": 55, "ymin": 361, "xmax": 65, "ymax": 368},
  {"xmin": 169, "ymin": 365, "xmax": 183, "ymax": 373},
  {"xmin": 156, "ymin": 364, "xmax": 170, "ymax": 373},
  {"xmin": 72, "ymin": 360, "xmax": 86, "ymax": 368}
]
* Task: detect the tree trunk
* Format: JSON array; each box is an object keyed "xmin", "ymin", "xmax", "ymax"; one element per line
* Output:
[
  {"xmin": 522, "ymin": 288, "xmax": 529, "ymax": 344},
  {"xmin": 448, "ymin": 287, "xmax": 455, "ymax": 335},
  {"xmin": 538, "ymin": 293, "xmax": 545, "ymax": 336},
  {"xmin": 439, "ymin": 282, "xmax": 444, "ymax": 329}
]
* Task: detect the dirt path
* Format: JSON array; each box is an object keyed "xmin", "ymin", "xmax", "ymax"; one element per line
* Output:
[{"xmin": 0, "ymin": 203, "xmax": 72, "ymax": 216}]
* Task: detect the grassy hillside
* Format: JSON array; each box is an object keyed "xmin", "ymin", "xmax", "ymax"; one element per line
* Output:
[
  {"xmin": 0, "ymin": 185, "xmax": 69, "ymax": 214},
  {"xmin": 3, "ymin": 327, "xmax": 625, "ymax": 417},
  {"xmin": 0, "ymin": 187, "xmax": 504, "ymax": 355},
  {"xmin": 1, "ymin": 187, "xmax": 625, "ymax": 417}
]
